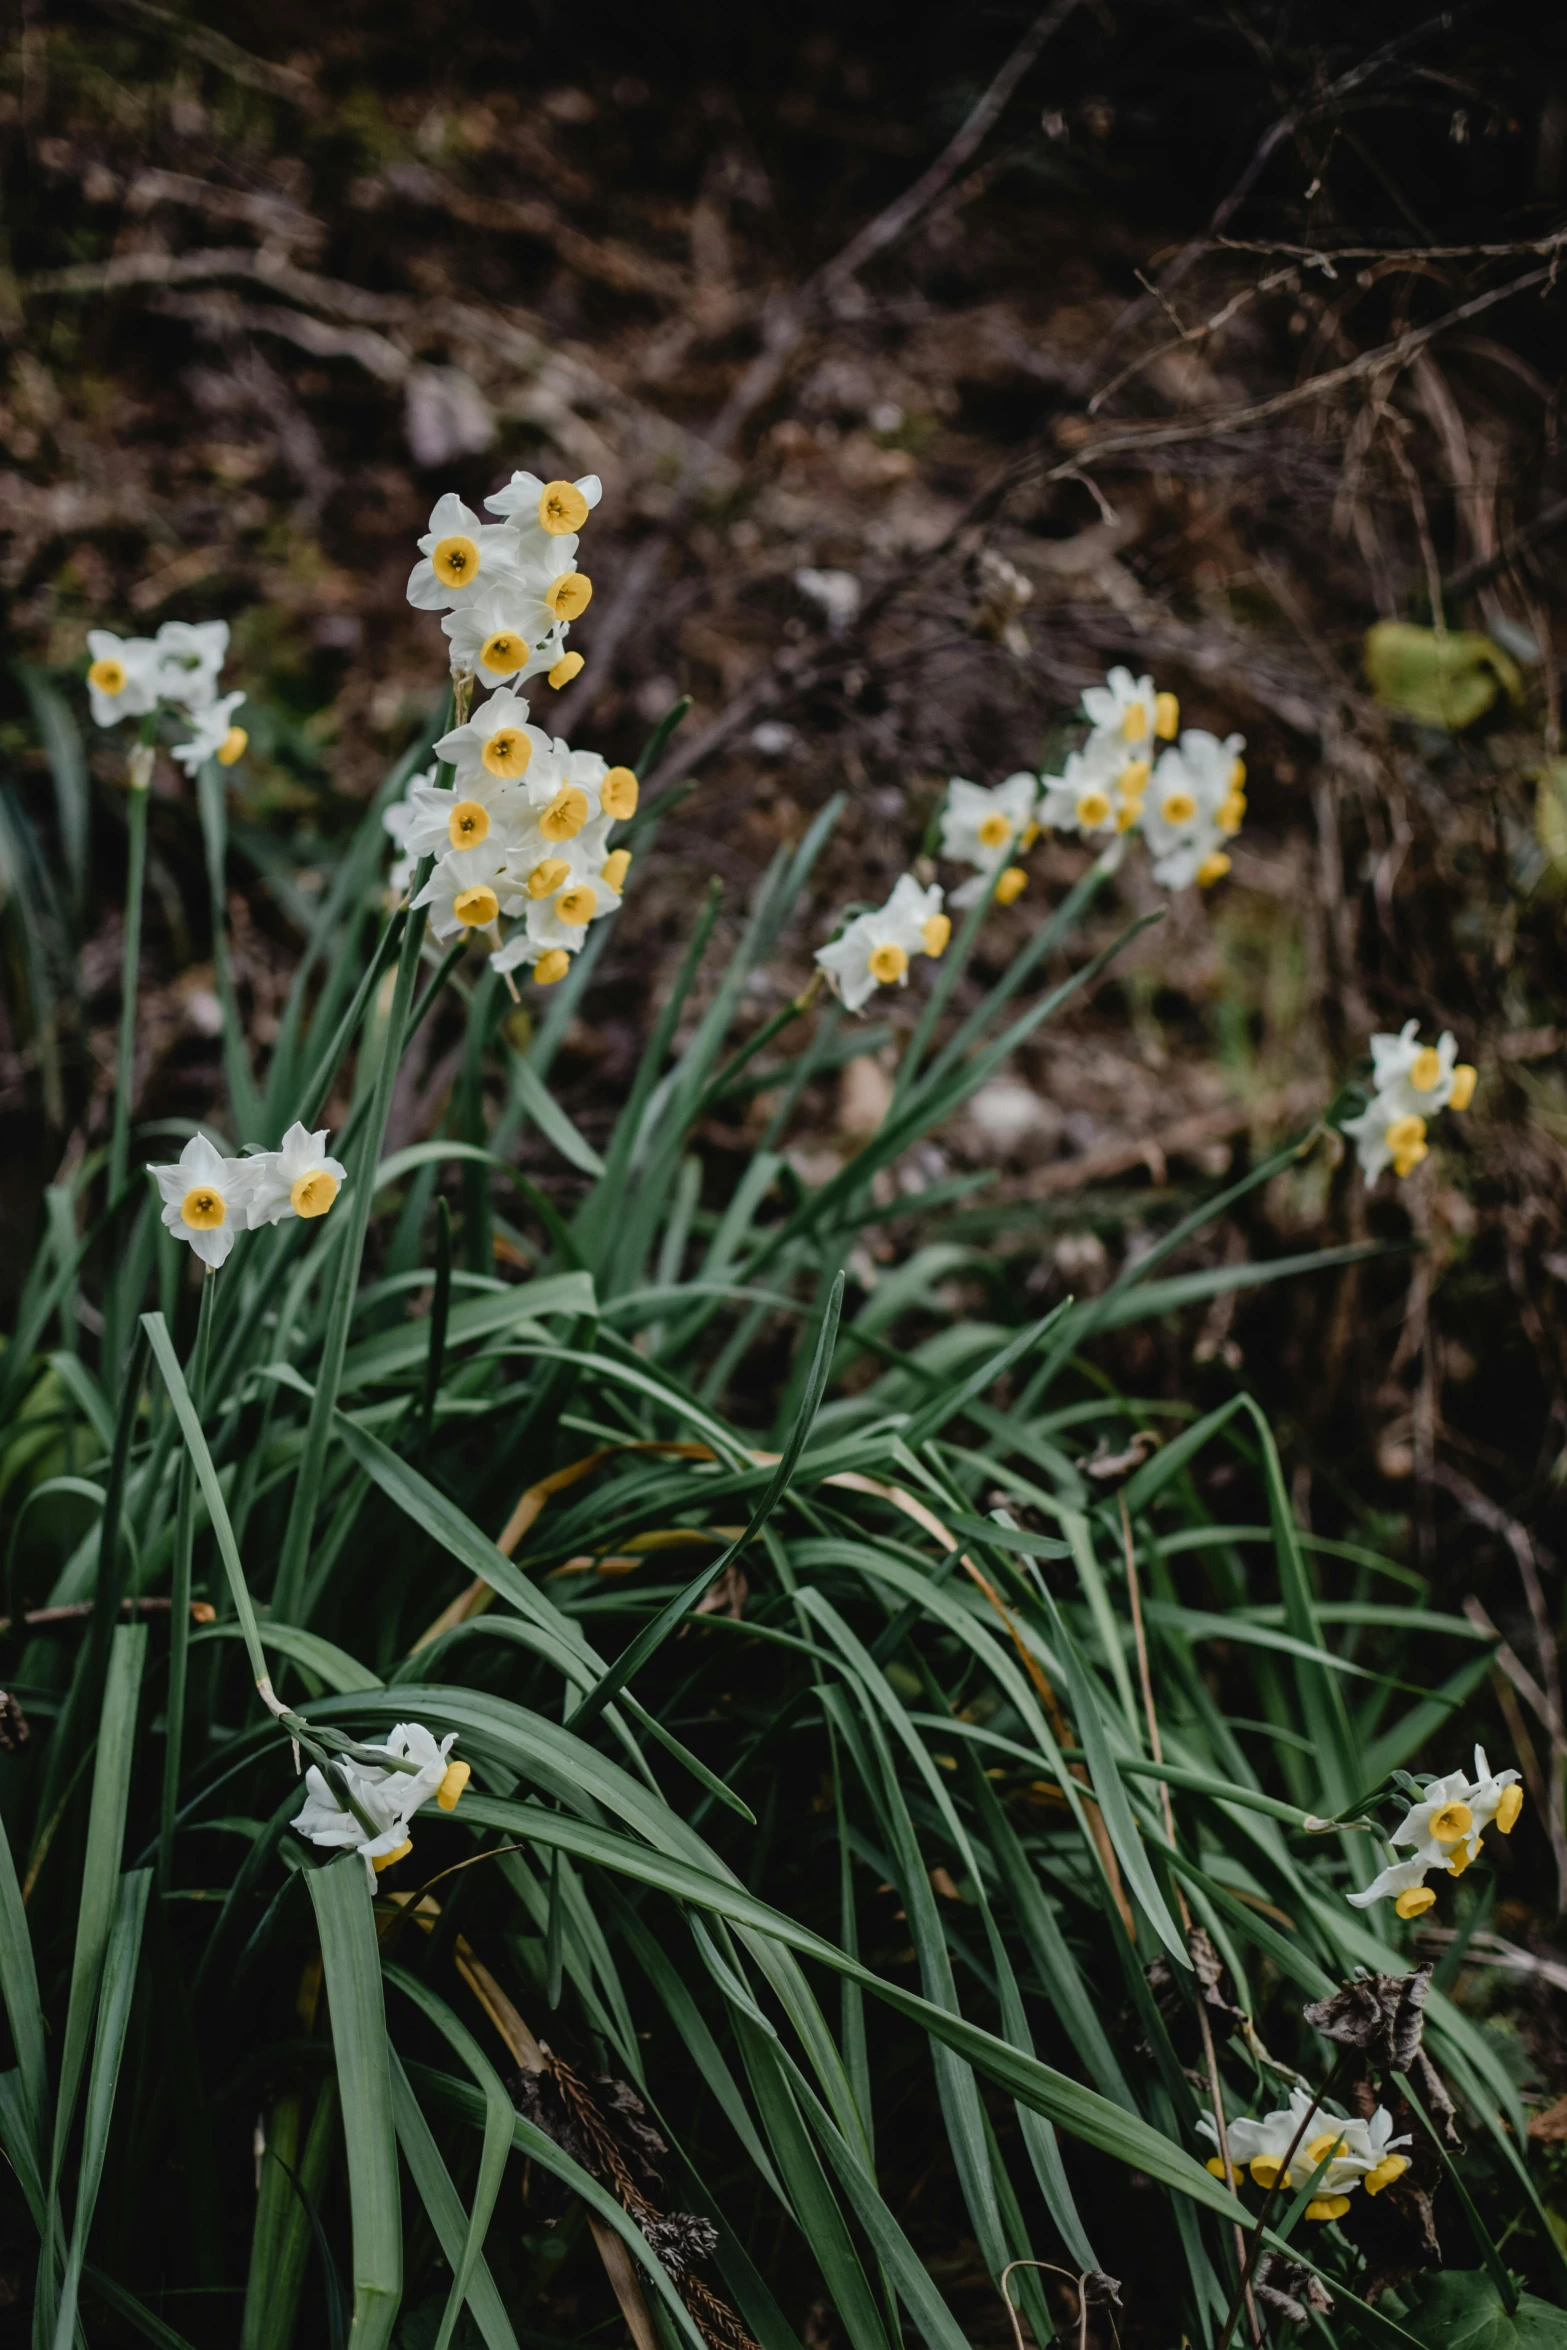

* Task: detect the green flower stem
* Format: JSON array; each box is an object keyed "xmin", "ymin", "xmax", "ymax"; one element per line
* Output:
[
  {"xmin": 108, "ymin": 722, "xmax": 156, "ymax": 1202},
  {"xmin": 158, "ymin": 1266, "xmax": 215, "ymax": 1894},
  {"xmin": 270, "ymin": 841, "xmax": 437, "ymax": 1625},
  {"xmin": 196, "ymin": 760, "xmax": 262, "ymax": 1140}
]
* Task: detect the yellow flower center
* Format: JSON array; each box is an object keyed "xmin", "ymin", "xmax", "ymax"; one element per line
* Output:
[
  {"xmin": 1197, "ymin": 852, "xmax": 1231, "ymax": 888},
  {"xmin": 1394, "ymin": 1885, "xmax": 1436, "ymax": 1919},
  {"xmin": 539, "ymin": 785, "xmax": 589, "ymax": 842},
  {"xmin": 1409, "ymin": 1046, "xmax": 1444, "ymax": 1092},
  {"xmin": 1429, "ymin": 1798, "xmax": 1472, "ymax": 1844},
  {"xmin": 88, "ymin": 656, "xmax": 127, "ymax": 696},
  {"xmin": 1386, "ymin": 1112, "xmax": 1427, "ymax": 1177},
  {"xmin": 601, "ymin": 848, "xmax": 631, "ymax": 892},
  {"xmin": 482, "ymin": 727, "xmax": 532, "ymax": 779},
  {"xmin": 602, "ymin": 765, "xmax": 639, "ymax": 820},
  {"xmin": 527, "ymin": 858, "xmax": 570, "ymax": 899},
  {"xmin": 1448, "ymin": 1063, "xmax": 1477, "ymax": 1111},
  {"xmin": 922, "ymin": 913, "xmax": 951, "ymax": 957},
  {"xmin": 1305, "ymin": 2195, "xmax": 1351, "ymax": 2223},
  {"xmin": 556, "ymin": 884, "xmax": 597, "ymax": 927},
  {"xmin": 1249, "ymin": 2156, "xmax": 1290, "ymax": 2190},
  {"xmin": 1076, "ymin": 789, "xmax": 1111, "ymax": 830},
  {"xmin": 1153, "ymin": 691, "xmax": 1179, "ymax": 740},
  {"xmin": 1306, "ymin": 2132, "xmax": 1347, "ymax": 2168},
  {"xmin": 534, "ymin": 948, "xmax": 571, "ymax": 985},
  {"xmin": 1365, "ymin": 2156, "xmax": 1409, "ymax": 2196},
  {"xmin": 453, "ymin": 884, "xmax": 500, "ymax": 928},
  {"xmin": 1160, "ymin": 788, "xmax": 1197, "ymax": 826},
  {"xmin": 1116, "ymin": 803, "xmax": 1141, "ymax": 833},
  {"xmin": 371, "ymin": 1837, "xmax": 413, "ymax": 1873},
  {"xmin": 480, "ymin": 630, "xmax": 525, "ymax": 676},
  {"xmin": 436, "ymin": 1760, "xmax": 471, "ymax": 1812},
  {"xmin": 538, "ymin": 480, "xmax": 590, "ymax": 534},
  {"xmin": 1447, "ymin": 1839, "xmax": 1478, "ymax": 1876},
  {"xmin": 995, "ymin": 866, "xmax": 1028, "ymax": 904},
  {"xmin": 448, "ymin": 800, "xmax": 490, "ymax": 848},
  {"xmin": 217, "ymin": 726, "xmax": 248, "ymax": 767},
  {"xmin": 1121, "ymin": 702, "xmax": 1148, "ymax": 744},
  {"xmin": 432, "ymin": 535, "xmax": 480, "ymax": 588},
  {"xmin": 1230, "ymin": 757, "xmax": 1247, "ymax": 791},
  {"xmin": 290, "ymin": 1168, "xmax": 340, "ymax": 1220},
  {"xmin": 1118, "ymin": 759, "xmax": 1150, "ymax": 799},
  {"xmin": 977, "ymin": 812, "xmax": 1013, "ymax": 849},
  {"xmin": 546, "ymin": 571, "xmax": 593, "ymax": 621},
  {"xmin": 1217, "ymin": 791, "xmax": 1246, "ymax": 833},
  {"xmin": 1495, "ymin": 1783, "xmax": 1523, "ymax": 1834},
  {"xmin": 180, "ymin": 1186, "xmax": 227, "ymax": 1231},
  {"xmin": 548, "ymin": 650, "xmax": 584, "ymax": 690},
  {"xmin": 868, "ymin": 941, "xmax": 908, "ymax": 985}
]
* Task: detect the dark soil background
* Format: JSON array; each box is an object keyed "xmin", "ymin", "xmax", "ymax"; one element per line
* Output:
[{"xmin": 4, "ymin": 0, "xmax": 1567, "ymax": 2164}]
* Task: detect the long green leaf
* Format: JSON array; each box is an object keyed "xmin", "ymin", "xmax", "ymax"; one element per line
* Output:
[{"xmin": 305, "ymin": 1861, "xmax": 402, "ymax": 2350}]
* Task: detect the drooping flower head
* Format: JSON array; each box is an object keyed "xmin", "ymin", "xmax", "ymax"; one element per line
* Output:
[
  {"xmin": 1347, "ymin": 1745, "xmax": 1522, "ymax": 1916},
  {"xmin": 1200, "ymin": 2089, "xmax": 1410, "ymax": 2220},
  {"xmin": 246, "ymin": 1123, "xmax": 349, "ymax": 1228},
  {"xmin": 1344, "ymin": 1018, "xmax": 1477, "ymax": 1183},
  {"xmin": 291, "ymin": 1722, "xmax": 470, "ymax": 1883}
]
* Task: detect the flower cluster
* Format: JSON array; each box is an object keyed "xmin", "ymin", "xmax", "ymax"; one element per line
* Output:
[
  {"xmin": 292, "ymin": 1721, "xmax": 470, "ymax": 1883},
  {"xmin": 939, "ymin": 667, "xmax": 1246, "ymax": 907},
  {"xmin": 148, "ymin": 1124, "xmax": 347, "ymax": 1270},
  {"xmin": 1200, "ymin": 2088, "xmax": 1411, "ymax": 2221},
  {"xmin": 399, "ymin": 472, "xmax": 637, "ymax": 985},
  {"xmin": 86, "ymin": 618, "xmax": 247, "ymax": 775},
  {"xmin": 1348, "ymin": 1746, "xmax": 1522, "ymax": 1919},
  {"xmin": 815, "ymin": 874, "xmax": 950, "ymax": 1011},
  {"xmin": 1342, "ymin": 1019, "xmax": 1477, "ymax": 1182}
]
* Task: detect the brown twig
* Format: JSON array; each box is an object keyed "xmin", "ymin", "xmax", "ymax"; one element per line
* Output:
[{"xmin": 1, "ymin": 1596, "xmax": 216, "ymax": 1635}]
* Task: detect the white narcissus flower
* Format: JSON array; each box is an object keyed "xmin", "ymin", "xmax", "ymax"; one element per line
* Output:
[
  {"xmin": 1348, "ymin": 1746, "xmax": 1523, "ymax": 1915},
  {"xmin": 147, "ymin": 1133, "xmax": 254, "ymax": 1270},
  {"xmin": 86, "ymin": 629, "xmax": 159, "ymax": 727},
  {"xmin": 432, "ymin": 688, "xmax": 553, "ymax": 787},
  {"xmin": 411, "ymin": 846, "xmax": 525, "ymax": 941},
  {"xmin": 406, "ymin": 492, "xmax": 520, "ymax": 612},
  {"xmin": 400, "ymin": 774, "xmax": 533, "ymax": 860},
  {"xmin": 1367, "ymin": 1019, "xmax": 1477, "ymax": 1121},
  {"xmin": 815, "ymin": 876, "xmax": 947, "ymax": 1013},
  {"xmin": 245, "ymin": 1123, "xmax": 349, "ymax": 1227},
  {"xmin": 383, "ymin": 766, "xmax": 435, "ymax": 895},
  {"xmin": 1039, "ymin": 743, "xmax": 1125, "ymax": 844},
  {"xmin": 151, "ymin": 619, "xmax": 231, "ymax": 711},
  {"xmin": 441, "ymin": 590, "xmax": 566, "ymax": 689},
  {"xmin": 291, "ymin": 1721, "xmax": 469, "ymax": 1883},
  {"xmin": 511, "ymin": 818, "xmax": 625, "ymax": 953},
  {"xmin": 1200, "ymin": 2089, "xmax": 1410, "ymax": 2217},
  {"xmin": 1080, "ymin": 665, "xmax": 1179, "ymax": 752},
  {"xmin": 484, "ymin": 470, "xmax": 602, "ymax": 553},
  {"xmin": 940, "ymin": 773, "xmax": 1039, "ymax": 879},
  {"xmin": 170, "ymin": 691, "xmax": 248, "ymax": 775},
  {"xmin": 1342, "ymin": 1093, "xmax": 1432, "ymax": 1184},
  {"xmin": 1140, "ymin": 729, "xmax": 1245, "ymax": 891}
]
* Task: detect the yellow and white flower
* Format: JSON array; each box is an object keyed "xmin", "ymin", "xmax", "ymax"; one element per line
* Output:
[
  {"xmin": 484, "ymin": 470, "xmax": 602, "ymax": 555},
  {"xmin": 432, "ymin": 687, "xmax": 553, "ymax": 787},
  {"xmin": 291, "ymin": 1721, "xmax": 466, "ymax": 1883},
  {"xmin": 406, "ymin": 491, "xmax": 524, "ymax": 612},
  {"xmin": 170, "ymin": 690, "xmax": 248, "ymax": 775},
  {"xmin": 147, "ymin": 1132, "xmax": 254, "ymax": 1271},
  {"xmin": 1344, "ymin": 1021, "xmax": 1478, "ymax": 1183},
  {"xmin": 1039, "ymin": 743, "xmax": 1124, "ymax": 842},
  {"xmin": 441, "ymin": 589, "xmax": 567, "ymax": 689},
  {"xmin": 940, "ymin": 772, "xmax": 1039, "ymax": 904},
  {"xmin": 498, "ymin": 817, "xmax": 625, "ymax": 960},
  {"xmin": 1080, "ymin": 665, "xmax": 1179, "ymax": 753},
  {"xmin": 245, "ymin": 1122, "xmax": 349, "ymax": 1228},
  {"xmin": 399, "ymin": 773, "xmax": 533, "ymax": 861},
  {"xmin": 86, "ymin": 629, "xmax": 159, "ymax": 727},
  {"xmin": 816, "ymin": 876, "xmax": 947, "ymax": 1013},
  {"xmin": 1348, "ymin": 1745, "xmax": 1522, "ymax": 1916},
  {"xmin": 1140, "ymin": 729, "xmax": 1245, "ymax": 890},
  {"xmin": 383, "ymin": 765, "xmax": 435, "ymax": 894},
  {"xmin": 411, "ymin": 846, "xmax": 525, "ymax": 942},
  {"xmin": 1201, "ymin": 2089, "xmax": 1410, "ymax": 2219}
]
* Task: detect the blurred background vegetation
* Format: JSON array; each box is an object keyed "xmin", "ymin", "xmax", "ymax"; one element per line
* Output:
[{"xmin": 2, "ymin": 0, "xmax": 1567, "ymax": 2321}]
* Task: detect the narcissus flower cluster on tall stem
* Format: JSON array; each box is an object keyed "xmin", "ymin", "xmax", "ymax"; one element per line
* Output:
[
  {"xmin": 399, "ymin": 469, "xmax": 639, "ymax": 986},
  {"xmin": 1343, "ymin": 1017, "xmax": 1478, "ymax": 1182},
  {"xmin": 1347, "ymin": 1746, "xmax": 1522, "ymax": 1918}
]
